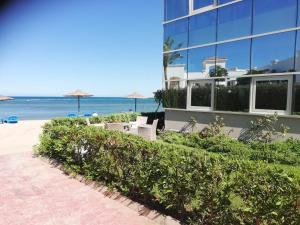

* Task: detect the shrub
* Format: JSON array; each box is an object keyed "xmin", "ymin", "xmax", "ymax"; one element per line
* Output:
[
  {"xmin": 50, "ymin": 112, "xmax": 140, "ymax": 127},
  {"xmin": 199, "ymin": 116, "xmax": 227, "ymax": 138},
  {"xmin": 37, "ymin": 121, "xmax": 300, "ymax": 224},
  {"xmin": 180, "ymin": 117, "xmax": 198, "ymax": 133},
  {"xmin": 159, "ymin": 132, "xmax": 300, "ymax": 166},
  {"xmin": 238, "ymin": 113, "xmax": 290, "ymax": 144}
]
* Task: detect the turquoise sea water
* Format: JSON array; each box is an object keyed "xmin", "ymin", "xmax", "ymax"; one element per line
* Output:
[{"xmin": 0, "ymin": 97, "xmax": 160, "ymax": 120}]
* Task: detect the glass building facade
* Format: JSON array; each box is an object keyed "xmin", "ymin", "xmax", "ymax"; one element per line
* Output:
[{"xmin": 163, "ymin": 0, "xmax": 300, "ymax": 115}]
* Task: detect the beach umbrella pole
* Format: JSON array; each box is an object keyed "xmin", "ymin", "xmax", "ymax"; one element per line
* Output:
[
  {"xmin": 78, "ymin": 96, "xmax": 80, "ymax": 114},
  {"xmin": 135, "ymin": 98, "xmax": 137, "ymax": 112}
]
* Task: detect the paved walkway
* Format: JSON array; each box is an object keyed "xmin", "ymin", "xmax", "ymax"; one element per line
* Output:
[{"xmin": 0, "ymin": 121, "xmax": 156, "ymax": 225}]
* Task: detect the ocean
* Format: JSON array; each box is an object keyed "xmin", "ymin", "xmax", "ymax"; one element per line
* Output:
[{"xmin": 0, "ymin": 97, "xmax": 161, "ymax": 120}]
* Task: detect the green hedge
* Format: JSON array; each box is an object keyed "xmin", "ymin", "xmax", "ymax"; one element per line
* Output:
[
  {"xmin": 37, "ymin": 121, "xmax": 300, "ymax": 224},
  {"xmin": 50, "ymin": 112, "xmax": 140, "ymax": 126},
  {"xmin": 159, "ymin": 132, "xmax": 300, "ymax": 166}
]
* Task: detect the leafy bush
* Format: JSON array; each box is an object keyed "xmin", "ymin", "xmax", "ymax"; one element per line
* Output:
[
  {"xmin": 159, "ymin": 132, "xmax": 300, "ymax": 166},
  {"xmin": 51, "ymin": 112, "xmax": 140, "ymax": 127},
  {"xmin": 199, "ymin": 116, "xmax": 227, "ymax": 138},
  {"xmin": 37, "ymin": 121, "xmax": 300, "ymax": 224},
  {"xmin": 180, "ymin": 117, "xmax": 198, "ymax": 133},
  {"xmin": 238, "ymin": 113, "xmax": 290, "ymax": 144}
]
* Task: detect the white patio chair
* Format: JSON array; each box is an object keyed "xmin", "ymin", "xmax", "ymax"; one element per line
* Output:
[
  {"xmin": 128, "ymin": 116, "xmax": 148, "ymax": 134},
  {"xmin": 106, "ymin": 123, "xmax": 126, "ymax": 132},
  {"xmin": 86, "ymin": 118, "xmax": 105, "ymax": 128},
  {"xmin": 129, "ymin": 116, "xmax": 148, "ymax": 129},
  {"xmin": 138, "ymin": 119, "xmax": 158, "ymax": 141}
]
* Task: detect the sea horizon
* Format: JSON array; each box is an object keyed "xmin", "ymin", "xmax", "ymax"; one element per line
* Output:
[{"xmin": 0, "ymin": 96, "xmax": 160, "ymax": 120}]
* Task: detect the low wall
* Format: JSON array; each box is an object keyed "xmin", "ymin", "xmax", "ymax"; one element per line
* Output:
[{"xmin": 165, "ymin": 109, "xmax": 300, "ymax": 138}]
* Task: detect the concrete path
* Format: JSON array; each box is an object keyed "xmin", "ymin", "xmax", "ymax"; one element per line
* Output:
[{"xmin": 0, "ymin": 121, "xmax": 156, "ymax": 225}]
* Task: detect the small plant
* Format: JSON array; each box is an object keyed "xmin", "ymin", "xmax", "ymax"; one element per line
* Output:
[
  {"xmin": 180, "ymin": 117, "xmax": 197, "ymax": 133},
  {"xmin": 199, "ymin": 116, "xmax": 225, "ymax": 138},
  {"xmin": 238, "ymin": 113, "xmax": 290, "ymax": 144},
  {"xmin": 154, "ymin": 90, "xmax": 163, "ymax": 113}
]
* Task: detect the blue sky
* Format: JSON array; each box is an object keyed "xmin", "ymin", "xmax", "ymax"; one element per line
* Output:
[{"xmin": 0, "ymin": 0, "xmax": 163, "ymax": 97}]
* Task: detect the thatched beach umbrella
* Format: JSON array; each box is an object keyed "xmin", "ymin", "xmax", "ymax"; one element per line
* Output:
[
  {"xmin": 126, "ymin": 92, "xmax": 146, "ymax": 112},
  {"xmin": 65, "ymin": 90, "xmax": 93, "ymax": 114},
  {"xmin": 0, "ymin": 96, "xmax": 14, "ymax": 101}
]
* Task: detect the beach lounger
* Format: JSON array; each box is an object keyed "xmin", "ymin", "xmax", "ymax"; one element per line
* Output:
[
  {"xmin": 106, "ymin": 123, "xmax": 126, "ymax": 132},
  {"xmin": 85, "ymin": 118, "xmax": 105, "ymax": 128},
  {"xmin": 67, "ymin": 113, "xmax": 77, "ymax": 118},
  {"xmin": 128, "ymin": 116, "xmax": 148, "ymax": 134},
  {"xmin": 138, "ymin": 119, "xmax": 158, "ymax": 141},
  {"xmin": 129, "ymin": 116, "xmax": 148, "ymax": 129},
  {"xmin": 7, "ymin": 116, "xmax": 18, "ymax": 124}
]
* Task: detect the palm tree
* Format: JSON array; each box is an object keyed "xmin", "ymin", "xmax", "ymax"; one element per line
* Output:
[{"xmin": 163, "ymin": 37, "xmax": 183, "ymax": 90}]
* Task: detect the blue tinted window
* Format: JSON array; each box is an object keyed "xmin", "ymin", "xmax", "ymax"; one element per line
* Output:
[
  {"xmin": 188, "ymin": 46, "xmax": 216, "ymax": 78},
  {"xmin": 218, "ymin": 0, "xmax": 236, "ymax": 4},
  {"xmin": 253, "ymin": 0, "xmax": 297, "ymax": 34},
  {"xmin": 216, "ymin": 39, "xmax": 251, "ymax": 76},
  {"xmin": 164, "ymin": 19, "xmax": 188, "ymax": 50},
  {"xmin": 218, "ymin": 0, "xmax": 252, "ymax": 41},
  {"xmin": 189, "ymin": 11, "xmax": 217, "ymax": 46},
  {"xmin": 294, "ymin": 31, "xmax": 300, "ymax": 71},
  {"xmin": 163, "ymin": 50, "xmax": 188, "ymax": 80},
  {"xmin": 294, "ymin": 75, "xmax": 300, "ymax": 114},
  {"xmin": 298, "ymin": 0, "xmax": 300, "ymax": 26},
  {"xmin": 194, "ymin": 0, "xmax": 214, "ymax": 10},
  {"xmin": 251, "ymin": 32, "xmax": 296, "ymax": 74},
  {"xmin": 165, "ymin": 0, "xmax": 189, "ymax": 21}
]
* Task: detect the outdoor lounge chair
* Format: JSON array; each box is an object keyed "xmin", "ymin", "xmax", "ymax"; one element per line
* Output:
[
  {"xmin": 129, "ymin": 116, "xmax": 148, "ymax": 129},
  {"xmin": 67, "ymin": 113, "xmax": 77, "ymax": 118},
  {"xmin": 138, "ymin": 119, "xmax": 158, "ymax": 141},
  {"xmin": 7, "ymin": 116, "xmax": 18, "ymax": 124},
  {"xmin": 128, "ymin": 116, "xmax": 148, "ymax": 134},
  {"xmin": 106, "ymin": 123, "xmax": 126, "ymax": 132},
  {"xmin": 85, "ymin": 118, "xmax": 105, "ymax": 128}
]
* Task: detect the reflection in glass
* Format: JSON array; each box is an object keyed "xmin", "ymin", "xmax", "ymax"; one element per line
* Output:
[
  {"xmin": 193, "ymin": 0, "xmax": 214, "ymax": 10},
  {"xmin": 165, "ymin": 0, "xmax": 189, "ymax": 21},
  {"xmin": 295, "ymin": 30, "xmax": 300, "ymax": 71},
  {"xmin": 251, "ymin": 32, "xmax": 296, "ymax": 74},
  {"xmin": 293, "ymin": 75, "xmax": 300, "ymax": 115},
  {"xmin": 189, "ymin": 10, "xmax": 217, "ymax": 46},
  {"xmin": 163, "ymin": 50, "xmax": 187, "ymax": 85},
  {"xmin": 253, "ymin": 0, "xmax": 297, "ymax": 34},
  {"xmin": 218, "ymin": 0, "xmax": 235, "ymax": 4},
  {"xmin": 162, "ymin": 82, "xmax": 187, "ymax": 109},
  {"xmin": 216, "ymin": 39, "xmax": 250, "ymax": 76},
  {"xmin": 164, "ymin": 19, "xmax": 188, "ymax": 50},
  {"xmin": 255, "ymin": 80, "xmax": 288, "ymax": 110},
  {"xmin": 215, "ymin": 78, "xmax": 250, "ymax": 112},
  {"xmin": 217, "ymin": 0, "xmax": 252, "ymax": 41},
  {"xmin": 190, "ymin": 81, "xmax": 212, "ymax": 107},
  {"xmin": 188, "ymin": 46, "xmax": 216, "ymax": 79}
]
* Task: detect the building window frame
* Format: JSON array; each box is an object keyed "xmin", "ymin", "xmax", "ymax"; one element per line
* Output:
[
  {"xmin": 188, "ymin": 0, "xmax": 243, "ymax": 16},
  {"xmin": 250, "ymin": 75, "xmax": 293, "ymax": 115},
  {"xmin": 187, "ymin": 79, "xmax": 215, "ymax": 111}
]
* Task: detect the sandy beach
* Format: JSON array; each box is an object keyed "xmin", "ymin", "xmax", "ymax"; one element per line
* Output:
[
  {"xmin": 0, "ymin": 120, "xmax": 47, "ymax": 155},
  {"xmin": 0, "ymin": 120, "xmax": 156, "ymax": 225}
]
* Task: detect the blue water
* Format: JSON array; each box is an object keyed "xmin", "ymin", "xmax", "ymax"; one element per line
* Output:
[{"xmin": 0, "ymin": 97, "xmax": 161, "ymax": 120}]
